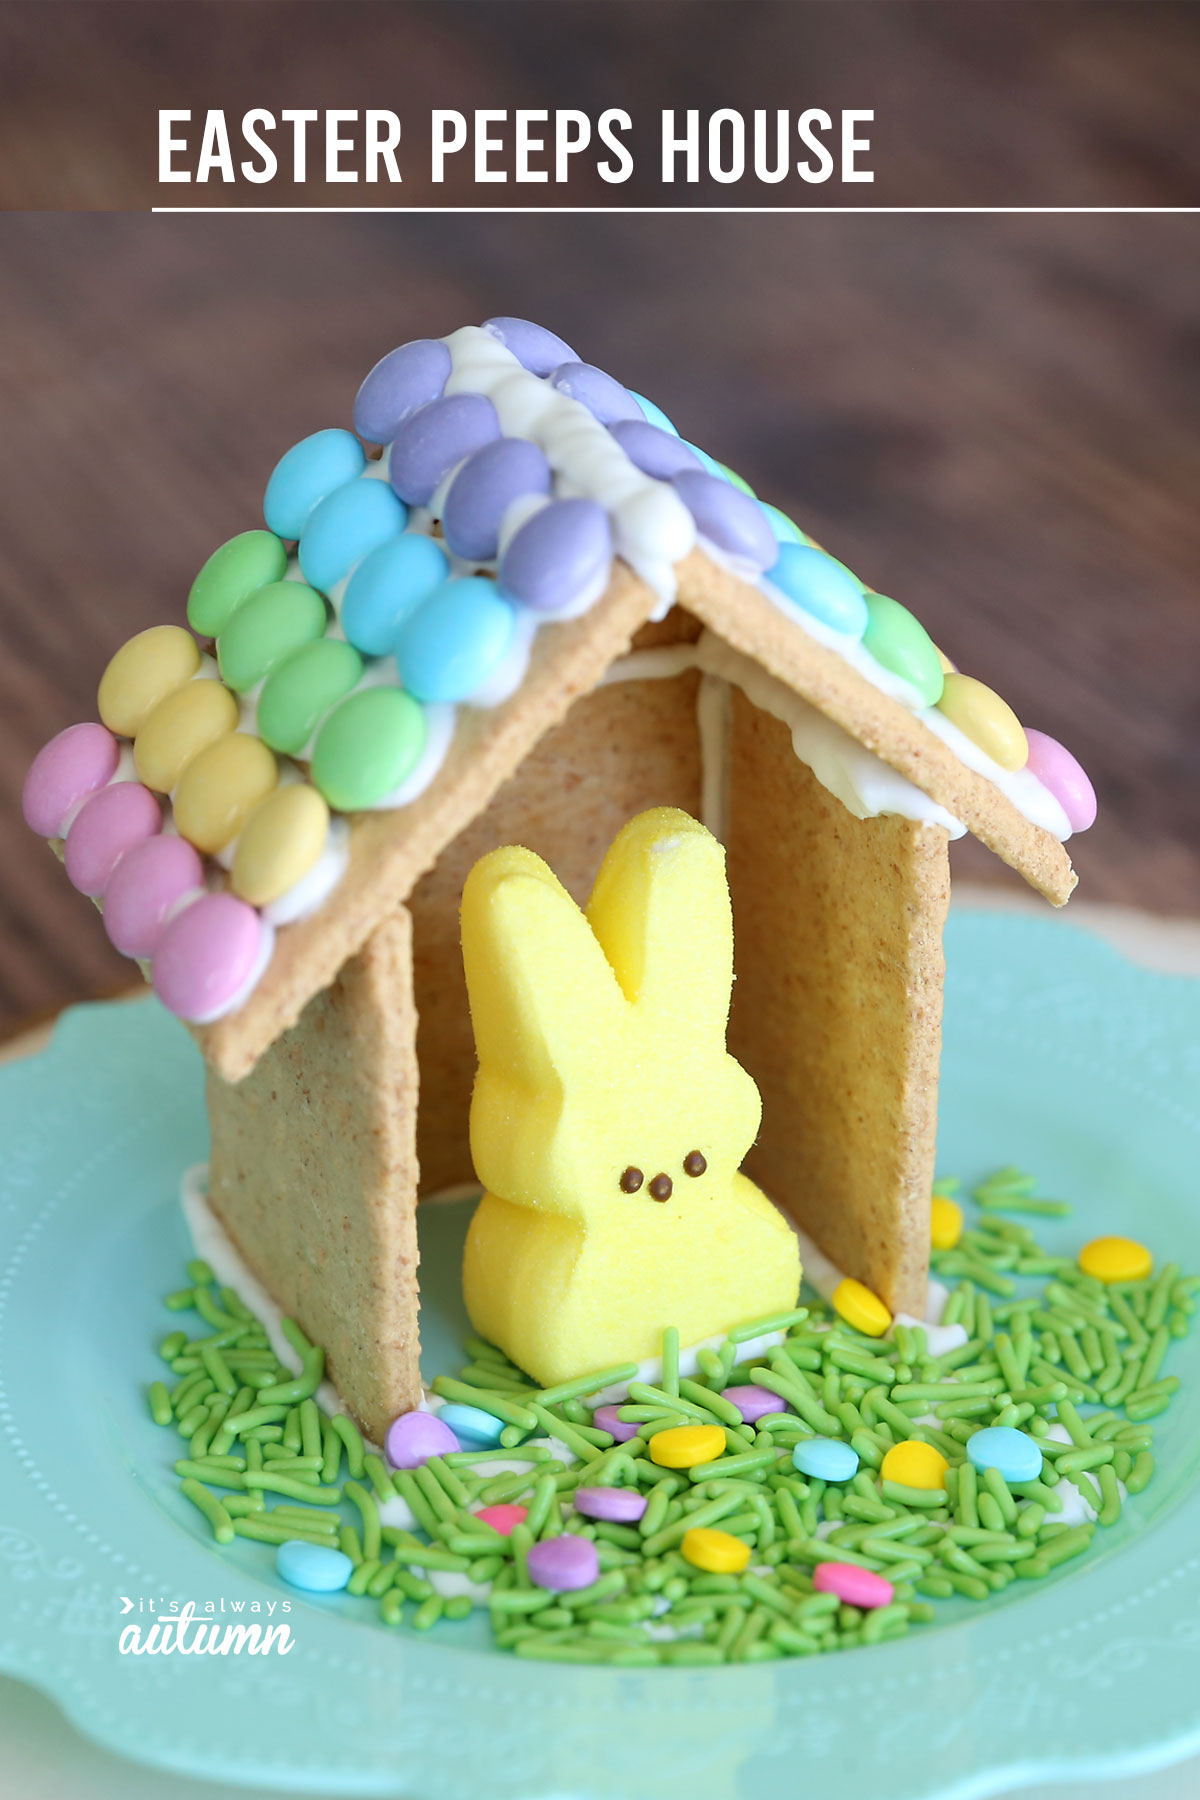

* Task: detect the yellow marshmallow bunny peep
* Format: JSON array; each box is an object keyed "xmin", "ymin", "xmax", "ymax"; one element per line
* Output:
[{"xmin": 460, "ymin": 807, "xmax": 801, "ymax": 1385}]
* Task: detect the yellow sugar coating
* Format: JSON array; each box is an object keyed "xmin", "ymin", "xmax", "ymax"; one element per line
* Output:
[
  {"xmin": 832, "ymin": 1276, "xmax": 892, "ymax": 1338},
  {"xmin": 930, "ymin": 1195, "xmax": 964, "ymax": 1250},
  {"xmin": 98, "ymin": 625, "xmax": 200, "ymax": 738},
  {"xmin": 134, "ymin": 678, "xmax": 240, "ymax": 792},
  {"xmin": 460, "ymin": 807, "xmax": 801, "ymax": 1386},
  {"xmin": 174, "ymin": 732, "xmax": 278, "ymax": 854},
  {"xmin": 232, "ymin": 784, "xmax": 331, "ymax": 906},
  {"xmin": 682, "ymin": 1527, "xmax": 751, "ymax": 1573},
  {"xmin": 1078, "ymin": 1235, "xmax": 1153, "ymax": 1284},
  {"xmin": 648, "ymin": 1424, "xmax": 726, "ymax": 1469},
  {"xmin": 937, "ymin": 673, "xmax": 1028, "ymax": 772},
  {"xmin": 880, "ymin": 1439, "xmax": 948, "ymax": 1490}
]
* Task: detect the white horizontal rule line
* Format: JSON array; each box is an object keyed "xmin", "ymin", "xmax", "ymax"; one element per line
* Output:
[{"xmin": 152, "ymin": 205, "xmax": 1200, "ymax": 215}]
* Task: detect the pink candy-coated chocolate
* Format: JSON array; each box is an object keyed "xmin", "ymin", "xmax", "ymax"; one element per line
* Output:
[
  {"xmin": 1024, "ymin": 729, "xmax": 1097, "ymax": 834},
  {"xmin": 103, "ymin": 835, "xmax": 206, "ymax": 959},
  {"xmin": 813, "ymin": 1561, "xmax": 895, "ymax": 1610},
  {"xmin": 151, "ymin": 891, "xmax": 263, "ymax": 1023},
  {"xmin": 383, "ymin": 1408, "xmax": 460, "ymax": 1470},
  {"xmin": 63, "ymin": 781, "xmax": 162, "ymax": 897},
  {"xmin": 721, "ymin": 1385, "xmax": 789, "ymax": 1424},
  {"xmin": 475, "ymin": 1503, "xmax": 528, "ymax": 1536},
  {"xmin": 592, "ymin": 1404, "xmax": 640, "ymax": 1444},
  {"xmin": 23, "ymin": 722, "xmax": 120, "ymax": 837},
  {"xmin": 526, "ymin": 1533, "xmax": 599, "ymax": 1593},
  {"xmin": 572, "ymin": 1486, "xmax": 648, "ymax": 1524}
]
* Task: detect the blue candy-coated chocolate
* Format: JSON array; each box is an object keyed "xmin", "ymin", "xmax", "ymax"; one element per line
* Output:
[
  {"xmin": 609, "ymin": 419, "xmax": 702, "ymax": 482},
  {"xmin": 672, "ymin": 470, "xmax": 777, "ymax": 570},
  {"xmin": 389, "ymin": 394, "xmax": 501, "ymax": 508},
  {"xmin": 682, "ymin": 442, "xmax": 730, "ymax": 481},
  {"xmin": 499, "ymin": 498, "xmax": 612, "ymax": 615},
  {"xmin": 264, "ymin": 429, "xmax": 365, "ymax": 541},
  {"xmin": 792, "ymin": 1437, "xmax": 860, "ymax": 1483},
  {"xmin": 443, "ymin": 438, "xmax": 552, "ymax": 563},
  {"xmin": 435, "ymin": 1402, "xmax": 508, "ymax": 1450},
  {"xmin": 482, "ymin": 316, "xmax": 577, "ymax": 376},
  {"xmin": 767, "ymin": 543, "xmax": 869, "ymax": 637},
  {"xmin": 549, "ymin": 362, "xmax": 642, "ymax": 426},
  {"xmin": 276, "ymin": 1540, "xmax": 354, "ymax": 1594},
  {"xmin": 761, "ymin": 502, "xmax": 807, "ymax": 546},
  {"xmin": 298, "ymin": 478, "xmax": 407, "ymax": 594},
  {"xmin": 965, "ymin": 1426, "xmax": 1044, "ymax": 1485},
  {"xmin": 630, "ymin": 392, "xmax": 679, "ymax": 436},
  {"xmin": 341, "ymin": 533, "xmax": 451, "ymax": 656},
  {"xmin": 353, "ymin": 339, "xmax": 452, "ymax": 444},
  {"xmin": 395, "ymin": 576, "xmax": 516, "ymax": 704}
]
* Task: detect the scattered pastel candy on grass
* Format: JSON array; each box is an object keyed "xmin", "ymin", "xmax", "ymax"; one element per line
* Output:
[
  {"xmin": 1079, "ymin": 1236, "xmax": 1154, "ymax": 1285},
  {"xmin": 930, "ymin": 1195, "xmax": 964, "ymax": 1250},
  {"xmin": 832, "ymin": 1276, "xmax": 892, "ymax": 1338},
  {"xmin": 148, "ymin": 1166, "xmax": 1196, "ymax": 1664}
]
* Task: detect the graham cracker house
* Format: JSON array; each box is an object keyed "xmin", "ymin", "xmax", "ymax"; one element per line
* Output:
[{"xmin": 200, "ymin": 548, "xmax": 1076, "ymax": 1446}]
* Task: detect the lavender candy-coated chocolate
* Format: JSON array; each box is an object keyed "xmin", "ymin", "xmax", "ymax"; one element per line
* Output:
[
  {"xmin": 103, "ymin": 833, "xmax": 206, "ymax": 959},
  {"xmin": 23, "ymin": 721, "xmax": 120, "ymax": 837},
  {"xmin": 549, "ymin": 362, "xmax": 642, "ymax": 427},
  {"xmin": 388, "ymin": 394, "xmax": 501, "ymax": 508},
  {"xmin": 609, "ymin": 419, "xmax": 703, "ymax": 482},
  {"xmin": 443, "ymin": 438, "xmax": 553, "ymax": 563},
  {"xmin": 151, "ymin": 892, "xmax": 263, "ymax": 1023},
  {"xmin": 526, "ymin": 1533, "xmax": 600, "ymax": 1593},
  {"xmin": 591, "ymin": 1404, "xmax": 640, "ymax": 1444},
  {"xmin": 63, "ymin": 781, "xmax": 162, "ymax": 897},
  {"xmin": 721, "ymin": 1385, "xmax": 788, "ymax": 1425},
  {"xmin": 353, "ymin": 339, "xmax": 452, "ymax": 444},
  {"xmin": 482, "ymin": 316, "xmax": 577, "ymax": 376},
  {"xmin": 572, "ymin": 1486, "xmax": 648, "ymax": 1524},
  {"xmin": 499, "ymin": 498, "xmax": 612, "ymax": 615},
  {"xmin": 384, "ymin": 1408, "xmax": 460, "ymax": 1470},
  {"xmin": 672, "ymin": 470, "xmax": 778, "ymax": 571}
]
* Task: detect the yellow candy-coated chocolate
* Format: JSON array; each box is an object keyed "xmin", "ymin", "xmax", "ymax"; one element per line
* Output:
[
  {"xmin": 681, "ymin": 1526, "xmax": 751, "ymax": 1574},
  {"xmin": 460, "ymin": 808, "xmax": 801, "ymax": 1386},
  {"xmin": 880, "ymin": 1439, "xmax": 948, "ymax": 1490},
  {"xmin": 173, "ymin": 732, "xmax": 278, "ymax": 854},
  {"xmin": 832, "ymin": 1277, "xmax": 892, "ymax": 1338},
  {"xmin": 937, "ymin": 673, "xmax": 1029, "ymax": 772},
  {"xmin": 98, "ymin": 626, "xmax": 200, "ymax": 738},
  {"xmin": 649, "ymin": 1424, "xmax": 726, "ymax": 1469},
  {"xmin": 231, "ymin": 784, "xmax": 331, "ymax": 907},
  {"xmin": 133, "ymin": 679, "xmax": 240, "ymax": 792},
  {"xmin": 930, "ymin": 1195, "xmax": 964, "ymax": 1250},
  {"xmin": 1078, "ymin": 1235, "xmax": 1153, "ymax": 1284},
  {"xmin": 935, "ymin": 645, "xmax": 957, "ymax": 675}
]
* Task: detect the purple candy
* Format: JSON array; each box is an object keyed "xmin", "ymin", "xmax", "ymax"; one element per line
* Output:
[
  {"xmin": 592, "ymin": 1404, "xmax": 640, "ymax": 1444},
  {"xmin": 609, "ymin": 419, "xmax": 703, "ymax": 482},
  {"xmin": 384, "ymin": 1408, "xmax": 460, "ymax": 1470},
  {"xmin": 23, "ymin": 722, "xmax": 121, "ymax": 838},
  {"xmin": 388, "ymin": 394, "xmax": 501, "ymax": 508},
  {"xmin": 482, "ymin": 316, "xmax": 577, "ymax": 376},
  {"xmin": 672, "ymin": 470, "xmax": 778, "ymax": 571},
  {"xmin": 102, "ymin": 834, "xmax": 206, "ymax": 959},
  {"xmin": 526, "ymin": 1533, "xmax": 600, "ymax": 1594},
  {"xmin": 63, "ymin": 781, "xmax": 162, "ymax": 897},
  {"xmin": 572, "ymin": 1486, "xmax": 648, "ymax": 1524},
  {"xmin": 721, "ymin": 1385, "xmax": 789, "ymax": 1425},
  {"xmin": 151, "ymin": 892, "xmax": 263, "ymax": 1023},
  {"xmin": 549, "ymin": 361, "xmax": 642, "ymax": 426},
  {"xmin": 499, "ymin": 498, "xmax": 612, "ymax": 614},
  {"xmin": 443, "ymin": 437, "xmax": 553, "ymax": 563},
  {"xmin": 354, "ymin": 339, "xmax": 451, "ymax": 444}
]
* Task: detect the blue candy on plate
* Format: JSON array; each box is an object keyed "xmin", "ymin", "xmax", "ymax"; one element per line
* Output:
[
  {"xmin": 298, "ymin": 479, "xmax": 407, "ymax": 595},
  {"xmin": 276, "ymin": 1540, "xmax": 354, "ymax": 1594},
  {"xmin": 264, "ymin": 429, "xmax": 365, "ymax": 541},
  {"xmin": 436, "ymin": 1401, "xmax": 508, "ymax": 1449},
  {"xmin": 767, "ymin": 543, "xmax": 869, "ymax": 637},
  {"xmin": 792, "ymin": 1436, "xmax": 859, "ymax": 1482},
  {"xmin": 341, "ymin": 532, "xmax": 451, "ymax": 656},
  {"xmin": 966, "ymin": 1425, "xmax": 1044, "ymax": 1484},
  {"xmin": 396, "ymin": 575, "xmax": 516, "ymax": 704}
]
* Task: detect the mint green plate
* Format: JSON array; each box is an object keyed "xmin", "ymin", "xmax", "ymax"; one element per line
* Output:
[{"xmin": 2, "ymin": 911, "xmax": 1200, "ymax": 1800}]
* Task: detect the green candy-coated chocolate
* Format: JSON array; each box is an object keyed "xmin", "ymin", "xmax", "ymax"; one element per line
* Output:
[
  {"xmin": 862, "ymin": 593, "xmax": 945, "ymax": 707},
  {"xmin": 256, "ymin": 638, "xmax": 364, "ymax": 755},
  {"xmin": 188, "ymin": 531, "xmax": 288, "ymax": 639},
  {"xmin": 312, "ymin": 687, "xmax": 426, "ymax": 810},
  {"xmin": 217, "ymin": 581, "xmax": 327, "ymax": 693}
]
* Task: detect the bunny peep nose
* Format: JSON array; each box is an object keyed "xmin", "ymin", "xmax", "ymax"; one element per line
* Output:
[{"xmin": 459, "ymin": 806, "xmax": 801, "ymax": 1386}]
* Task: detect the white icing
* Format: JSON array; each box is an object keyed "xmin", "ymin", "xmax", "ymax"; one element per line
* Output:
[{"xmin": 377, "ymin": 1492, "xmax": 419, "ymax": 1532}]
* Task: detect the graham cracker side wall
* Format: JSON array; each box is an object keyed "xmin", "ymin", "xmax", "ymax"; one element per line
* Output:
[{"xmin": 724, "ymin": 688, "xmax": 950, "ymax": 1318}]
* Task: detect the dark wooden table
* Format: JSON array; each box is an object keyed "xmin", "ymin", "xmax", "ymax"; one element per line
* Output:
[{"xmin": 1, "ymin": 27, "xmax": 1198, "ymax": 1030}]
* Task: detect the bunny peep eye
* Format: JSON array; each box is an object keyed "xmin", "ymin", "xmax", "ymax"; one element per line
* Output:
[
  {"xmin": 684, "ymin": 1151, "xmax": 707, "ymax": 1178},
  {"xmin": 648, "ymin": 1174, "xmax": 673, "ymax": 1202},
  {"xmin": 619, "ymin": 1167, "xmax": 644, "ymax": 1194}
]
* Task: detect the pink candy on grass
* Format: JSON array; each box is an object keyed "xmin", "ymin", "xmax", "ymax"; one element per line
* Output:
[
  {"xmin": 572, "ymin": 1486, "xmax": 648, "ymax": 1524},
  {"xmin": 63, "ymin": 781, "xmax": 162, "ymax": 896},
  {"xmin": 23, "ymin": 722, "xmax": 120, "ymax": 837},
  {"xmin": 721, "ymin": 1385, "xmax": 788, "ymax": 1425},
  {"xmin": 813, "ymin": 1561, "xmax": 895, "ymax": 1610},
  {"xmin": 384, "ymin": 1409, "xmax": 460, "ymax": 1470},
  {"xmin": 592, "ymin": 1404, "xmax": 640, "ymax": 1444},
  {"xmin": 475, "ymin": 1503, "xmax": 528, "ymax": 1536},
  {"xmin": 526, "ymin": 1534, "xmax": 599, "ymax": 1593}
]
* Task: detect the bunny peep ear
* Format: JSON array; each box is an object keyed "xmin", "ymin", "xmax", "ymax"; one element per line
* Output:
[
  {"xmin": 461, "ymin": 844, "xmax": 626, "ymax": 1100},
  {"xmin": 585, "ymin": 808, "xmax": 735, "ymax": 1044}
]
